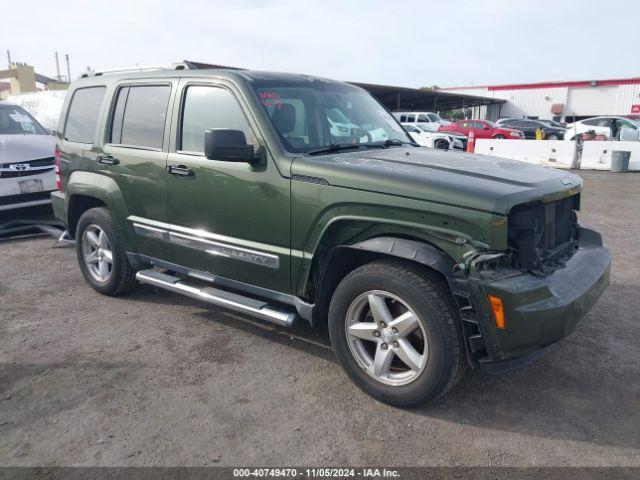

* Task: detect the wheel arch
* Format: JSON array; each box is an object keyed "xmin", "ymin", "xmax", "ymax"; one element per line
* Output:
[
  {"xmin": 309, "ymin": 236, "xmax": 456, "ymax": 326},
  {"xmin": 65, "ymin": 171, "xmax": 130, "ymax": 239},
  {"xmin": 67, "ymin": 195, "xmax": 106, "ymax": 237}
]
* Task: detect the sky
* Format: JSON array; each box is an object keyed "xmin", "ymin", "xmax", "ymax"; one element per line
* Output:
[{"xmin": 2, "ymin": 0, "xmax": 639, "ymax": 88}]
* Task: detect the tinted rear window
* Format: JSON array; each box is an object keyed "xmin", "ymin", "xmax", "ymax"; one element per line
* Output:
[
  {"xmin": 64, "ymin": 87, "xmax": 106, "ymax": 143},
  {"xmin": 112, "ymin": 85, "xmax": 171, "ymax": 149}
]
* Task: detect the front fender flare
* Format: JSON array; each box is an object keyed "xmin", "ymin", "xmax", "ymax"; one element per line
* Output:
[{"xmin": 351, "ymin": 236, "xmax": 455, "ymax": 276}]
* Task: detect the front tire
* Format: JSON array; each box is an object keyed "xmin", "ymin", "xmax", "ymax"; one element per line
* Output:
[
  {"xmin": 546, "ymin": 133, "xmax": 559, "ymax": 140},
  {"xmin": 328, "ymin": 259, "xmax": 466, "ymax": 407},
  {"xmin": 76, "ymin": 207, "xmax": 137, "ymax": 296},
  {"xmin": 494, "ymin": 134, "xmax": 505, "ymax": 139},
  {"xmin": 434, "ymin": 139, "xmax": 449, "ymax": 150}
]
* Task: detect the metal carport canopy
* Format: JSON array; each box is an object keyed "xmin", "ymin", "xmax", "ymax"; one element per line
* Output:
[
  {"xmin": 350, "ymin": 82, "xmax": 504, "ymax": 112},
  {"xmin": 178, "ymin": 60, "xmax": 503, "ymax": 112}
]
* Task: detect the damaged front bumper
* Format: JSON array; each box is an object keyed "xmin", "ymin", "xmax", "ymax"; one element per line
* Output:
[{"xmin": 451, "ymin": 225, "xmax": 611, "ymax": 372}]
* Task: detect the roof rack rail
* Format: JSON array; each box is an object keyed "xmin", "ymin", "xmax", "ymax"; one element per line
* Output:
[{"xmin": 80, "ymin": 62, "xmax": 191, "ymax": 78}]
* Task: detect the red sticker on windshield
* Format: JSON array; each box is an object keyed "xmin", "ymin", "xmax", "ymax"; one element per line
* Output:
[{"xmin": 260, "ymin": 91, "xmax": 282, "ymax": 109}]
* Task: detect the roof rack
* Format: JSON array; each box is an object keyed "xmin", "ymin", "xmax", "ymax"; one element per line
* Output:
[{"xmin": 80, "ymin": 62, "xmax": 192, "ymax": 78}]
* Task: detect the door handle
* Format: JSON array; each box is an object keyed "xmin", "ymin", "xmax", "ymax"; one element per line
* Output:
[
  {"xmin": 165, "ymin": 165, "xmax": 194, "ymax": 177},
  {"xmin": 97, "ymin": 155, "xmax": 120, "ymax": 166}
]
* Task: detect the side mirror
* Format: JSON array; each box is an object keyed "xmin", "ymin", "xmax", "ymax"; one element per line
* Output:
[{"xmin": 204, "ymin": 129, "xmax": 257, "ymax": 162}]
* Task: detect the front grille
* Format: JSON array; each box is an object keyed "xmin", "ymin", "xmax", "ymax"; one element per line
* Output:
[
  {"xmin": 508, "ymin": 194, "xmax": 580, "ymax": 272},
  {"xmin": 0, "ymin": 191, "xmax": 53, "ymax": 207},
  {"xmin": 0, "ymin": 157, "xmax": 55, "ymax": 179}
]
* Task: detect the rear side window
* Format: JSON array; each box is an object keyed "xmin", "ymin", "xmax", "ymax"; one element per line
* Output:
[
  {"xmin": 180, "ymin": 85, "xmax": 255, "ymax": 153},
  {"xmin": 111, "ymin": 85, "xmax": 171, "ymax": 149},
  {"xmin": 64, "ymin": 87, "xmax": 106, "ymax": 143}
]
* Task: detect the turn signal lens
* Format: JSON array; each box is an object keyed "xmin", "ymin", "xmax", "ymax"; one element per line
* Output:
[{"xmin": 488, "ymin": 295, "xmax": 506, "ymax": 330}]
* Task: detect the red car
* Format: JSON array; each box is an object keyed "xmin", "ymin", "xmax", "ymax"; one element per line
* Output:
[{"xmin": 438, "ymin": 119, "xmax": 524, "ymax": 139}]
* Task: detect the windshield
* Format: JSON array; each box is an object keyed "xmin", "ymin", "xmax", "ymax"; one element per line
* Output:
[
  {"xmin": 251, "ymin": 80, "xmax": 412, "ymax": 154},
  {"xmin": 427, "ymin": 113, "xmax": 442, "ymax": 122},
  {"xmin": 0, "ymin": 104, "xmax": 47, "ymax": 135}
]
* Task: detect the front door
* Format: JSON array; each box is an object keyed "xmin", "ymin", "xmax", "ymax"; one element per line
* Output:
[{"xmin": 165, "ymin": 81, "xmax": 291, "ymax": 293}]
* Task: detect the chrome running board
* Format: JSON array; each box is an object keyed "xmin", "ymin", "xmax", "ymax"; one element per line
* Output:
[{"xmin": 136, "ymin": 269, "xmax": 297, "ymax": 327}]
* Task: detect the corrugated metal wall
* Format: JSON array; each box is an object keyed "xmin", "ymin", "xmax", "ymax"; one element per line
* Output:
[
  {"xmin": 444, "ymin": 84, "xmax": 640, "ymax": 120},
  {"xmin": 444, "ymin": 87, "xmax": 568, "ymax": 121},
  {"xmin": 616, "ymin": 84, "xmax": 640, "ymax": 114}
]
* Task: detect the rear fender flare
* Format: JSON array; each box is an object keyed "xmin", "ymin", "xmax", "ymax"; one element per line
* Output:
[{"xmin": 66, "ymin": 171, "xmax": 131, "ymax": 240}]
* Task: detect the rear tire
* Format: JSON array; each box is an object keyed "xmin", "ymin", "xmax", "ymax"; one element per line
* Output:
[
  {"xmin": 328, "ymin": 259, "xmax": 466, "ymax": 407},
  {"xmin": 546, "ymin": 134, "xmax": 559, "ymax": 140},
  {"xmin": 494, "ymin": 134, "xmax": 505, "ymax": 139},
  {"xmin": 76, "ymin": 207, "xmax": 138, "ymax": 296}
]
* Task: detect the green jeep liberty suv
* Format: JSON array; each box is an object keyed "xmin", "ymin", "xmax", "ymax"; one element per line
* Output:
[{"xmin": 52, "ymin": 67, "xmax": 611, "ymax": 406}]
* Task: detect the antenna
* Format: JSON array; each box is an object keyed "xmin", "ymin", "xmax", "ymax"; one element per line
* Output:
[
  {"xmin": 65, "ymin": 54, "xmax": 71, "ymax": 82},
  {"xmin": 55, "ymin": 52, "xmax": 61, "ymax": 81}
]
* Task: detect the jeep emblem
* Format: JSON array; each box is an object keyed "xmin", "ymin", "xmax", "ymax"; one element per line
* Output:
[{"xmin": 561, "ymin": 178, "xmax": 573, "ymax": 185}]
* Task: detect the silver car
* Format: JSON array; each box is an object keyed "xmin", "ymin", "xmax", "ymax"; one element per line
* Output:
[{"xmin": 0, "ymin": 102, "xmax": 56, "ymax": 212}]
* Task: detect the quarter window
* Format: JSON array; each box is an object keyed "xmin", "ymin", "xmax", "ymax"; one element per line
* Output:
[
  {"xmin": 64, "ymin": 87, "xmax": 106, "ymax": 143},
  {"xmin": 180, "ymin": 85, "xmax": 255, "ymax": 153},
  {"xmin": 111, "ymin": 85, "xmax": 171, "ymax": 149}
]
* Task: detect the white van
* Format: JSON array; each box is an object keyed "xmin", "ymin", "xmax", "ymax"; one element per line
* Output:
[{"xmin": 393, "ymin": 111, "xmax": 449, "ymax": 132}]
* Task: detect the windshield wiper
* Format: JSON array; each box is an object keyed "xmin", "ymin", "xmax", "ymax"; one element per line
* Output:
[
  {"xmin": 306, "ymin": 139, "xmax": 417, "ymax": 156},
  {"xmin": 306, "ymin": 143, "xmax": 374, "ymax": 156}
]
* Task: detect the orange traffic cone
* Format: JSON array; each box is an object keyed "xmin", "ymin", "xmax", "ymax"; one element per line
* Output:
[{"xmin": 467, "ymin": 130, "xmax": 475, "ymax": 153}]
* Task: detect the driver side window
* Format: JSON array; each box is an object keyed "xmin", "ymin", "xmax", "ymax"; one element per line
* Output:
[{"xmin": 180, "ymin": 85, "xmax": 256, "ymax": 154}]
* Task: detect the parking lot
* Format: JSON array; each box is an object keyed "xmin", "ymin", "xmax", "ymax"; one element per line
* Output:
[{"xmin": 0, "ymin": 170, "xmax": 639, "ymax": 467}]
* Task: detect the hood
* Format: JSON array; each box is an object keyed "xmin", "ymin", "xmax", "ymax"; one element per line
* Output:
[
  {"xmin": 0, "ymin": 134, "xmax": 56, "ymax": 165},
  {"xmin": 291, "ymin": 147, "xmax": 581, "ymax": 214}
]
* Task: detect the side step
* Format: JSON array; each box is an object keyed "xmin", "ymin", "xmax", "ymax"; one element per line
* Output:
[{"xmin": 136, "ymin": 269, "xmax": 297, "ymax": 327}]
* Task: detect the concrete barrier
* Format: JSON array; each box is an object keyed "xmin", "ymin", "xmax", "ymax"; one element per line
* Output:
[
  {"xmin": 474, "ymin": 139, "xmax": 576, "ymax": 168},
  {"xmin": 475, "ymin": 139, "xmax": 640, "ymax": 171},
  {"xmin": 580, "ymin": 141, "xmax": 640, "ymax": 171}
]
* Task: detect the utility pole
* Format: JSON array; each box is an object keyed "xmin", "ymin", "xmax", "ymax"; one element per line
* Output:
[
  {"xmin": 55, "ymin": 52, "xmax": 61, "ymax": 81},
  {"xmin": 7, "ymin": 50, "xmax": 11, "ymax": 67},
  {"xmin": 65, "ymin": 54, "xmax": 71, "ymax": 82}
]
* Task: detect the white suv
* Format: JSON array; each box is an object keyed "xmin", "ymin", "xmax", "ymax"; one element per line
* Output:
[
  {"xmin": 564, "ymin": 116, "xmax": 640, "ymax": 141},
  {"xmin": 0, "ymin": 102, "xmax": 56, "ymax": 211},
  {"xmin": 393, "ymin": 111, "xmax": 450, "ymax": 132}
]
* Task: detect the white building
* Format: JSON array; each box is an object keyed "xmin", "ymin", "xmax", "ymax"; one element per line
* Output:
[{"xmin": 440, "ymin": 77, "xmax": 640, "ymax": 122}]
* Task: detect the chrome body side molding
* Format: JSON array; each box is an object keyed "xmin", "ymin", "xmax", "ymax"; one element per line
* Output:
[{"xmin": 129, "ymin": 215, "xmax": 289, "ymax": 269}]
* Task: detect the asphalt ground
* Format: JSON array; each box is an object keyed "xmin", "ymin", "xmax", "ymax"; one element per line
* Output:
[{"xmin": 0, "ymin": 171, "xmax": 639, "ymax": 467}]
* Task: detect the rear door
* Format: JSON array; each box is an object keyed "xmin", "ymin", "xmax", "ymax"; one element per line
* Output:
[{"xmin": 99, "ymin": 80, "xmax": 177, "ymax": 260}]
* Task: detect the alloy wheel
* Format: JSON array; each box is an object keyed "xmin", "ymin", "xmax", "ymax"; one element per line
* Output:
[
  {"xmin": 345, "ymin": 290, "xmax": 429, "ymax": 386},
  {"xmin": 82, "ymin": 224, "xmax": 113, "ymax": 283}
]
